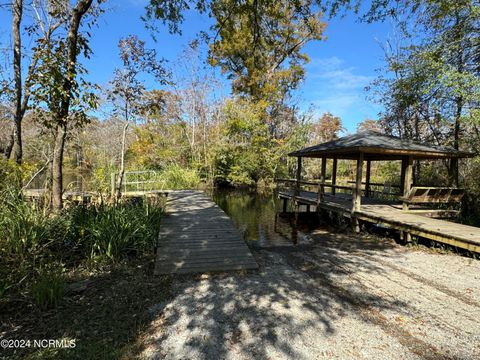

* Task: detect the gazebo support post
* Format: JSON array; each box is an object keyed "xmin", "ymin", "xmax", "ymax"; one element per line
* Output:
[
  {"xmin": 400, "ymin": 158, "xmax": 406, "ymax": 195},
  {"xmin": 318, "ymin": 156, "xmax": 326, "ymax": 203},
  {"xmin": 401, "ymin": 155, "xmax": 413, "ymax": 242},
  {"xmin": 332, "ymin": 158, "xmax": 337, "ymax": 195},
  {"xmin": 366, "ymin": 160, "xmax": 371, "ymax": 198},
  {"xmin": 295, "ymin": 156, "xmax": 302, "ymax": 195},
  {"xmin": 352, "ymin": 152, "xmax": 364, "ymax": 233},
  {"xmin": 293, "ymin": 156, "xmax": 302, "ymax": 221},
  {"xmin": 402, "ymin": 156, "xmax": 413, "ymax": 211}
]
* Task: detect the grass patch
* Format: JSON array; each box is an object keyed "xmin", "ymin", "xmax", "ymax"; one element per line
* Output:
[
  {"xmin": 1, "ymin": 257, "xmax": 173, "ymax": 360},
  {"xmin": 160, "ymin": 164, "xmax": 201, "ymax": 189},
  {"xmin": 31, "ymin": 266, "xmax": 66, "ymax": 310}
]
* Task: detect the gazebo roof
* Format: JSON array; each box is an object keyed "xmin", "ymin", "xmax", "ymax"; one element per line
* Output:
[{"xmin": 288, "ymin": 131, "xmax": 474, "ymax": 160}]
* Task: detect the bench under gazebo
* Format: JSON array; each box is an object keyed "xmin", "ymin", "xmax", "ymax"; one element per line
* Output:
[{"xmin": 276, "ymin": 131, "xmax": 480, "ymax": 253}]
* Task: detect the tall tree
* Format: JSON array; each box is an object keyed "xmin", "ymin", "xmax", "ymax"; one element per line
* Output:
[
  {"xmin": 107, "ymin": 35, "xmax": 168, "ymax": 198},
  {"xmin": 370, "ymin": 0, "xmax": 479, "ymax": 186},
  {"xmin": 11, "ymin": 0, "xmax": 23, "ymax": 163},
  {"xmin": 31, "ymin": 0, "xmax": 100, "ymax": 209},
  {"xmin": 357, "ymin": 118, "xmax": 380, "ymax": 132},
  {"xmin": 52, "ymin": 0, "xmax": 95, "ymax": 209},
  {"xmin": 311, "ymin": 112, "xmax": 343, "ymax": 143},
  {"xmin": 169, "ymin": 43, "xmax": 222, "ymax": 172},
  {"xmin": 207, "ymin": 0, "xmax": 326, "ymax": 104},
  {"xmin": 8, "ymin": 0, "xmax": 62, "ymax": 163},
  {"xmin": 144, "ymin": 0, "xmax": 326, "ymax": 102}
]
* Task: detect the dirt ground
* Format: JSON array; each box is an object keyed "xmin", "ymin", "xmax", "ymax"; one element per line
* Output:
[{"xmin": 141, "ymin": 229, "xmax": 480, "ymax": 360}]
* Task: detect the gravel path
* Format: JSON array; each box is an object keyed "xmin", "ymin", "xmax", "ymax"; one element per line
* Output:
[{"xmin": 143, "ymin": 230, "xmax": 480, "ymax": 360}]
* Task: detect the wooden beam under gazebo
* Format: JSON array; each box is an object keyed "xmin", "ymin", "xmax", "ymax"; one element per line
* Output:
[{"xmin": 277, "ymin": 131, "xmax": 480, "ymax": 253}]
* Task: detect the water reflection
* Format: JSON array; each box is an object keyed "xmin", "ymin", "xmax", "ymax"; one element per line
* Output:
[{"xmin": 211, "ymin": 189, "xmax": 314, "ymax": 247}]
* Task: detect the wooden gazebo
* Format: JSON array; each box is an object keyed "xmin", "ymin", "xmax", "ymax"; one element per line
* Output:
[
  {"xmin": 276, "ymin": 131, "xmax": 480, "ymax": 252},
  {"xmin": 288, "ymin": 131, "xmax": 472, "ymax": 211}
]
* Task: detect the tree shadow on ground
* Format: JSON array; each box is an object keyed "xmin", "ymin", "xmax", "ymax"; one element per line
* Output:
[{"xmin": 141, "ymin": 231, "xmax": 457, "ymax": 360}]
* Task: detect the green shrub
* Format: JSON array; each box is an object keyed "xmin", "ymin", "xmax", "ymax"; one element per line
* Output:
[
  {"xmin": 0, "ymin": 159, "xmax": 36, "ymax": 192},
  {"xmin": 65, "ymin": 200, "xmax": 163, "ymax": 261},
  {"xmin": 91, "ymin": 164, "xmax": 117, "ymax": 194},
  {"xmin": 0, "ymin": 192, "xmax": 164, "ymax": 305},
  {"xmin": 31, "ymin": 266, "xmax": 65, "ymax": 309},
  {"xmin": 160, "ymin": 164, "xmax": 200, "ymax": 189},
  {"xmin": 0, "ymin": 197, "xmax": 163, "ymax": 263},
  {"xmin": 88, "ymin": 206, "xmax": 144, "ymax": 260},
  {"xmin": 1, "ymin": 193, "xmax": 55, "ymax": 256}
]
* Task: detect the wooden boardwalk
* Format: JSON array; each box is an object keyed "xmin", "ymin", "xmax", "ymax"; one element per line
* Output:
[
  {"xmin": 279, "ymin": 190, "xmax": 480, "ymax": 253},
  {"xmin": 154, "ymin": 191, "xmax": 258, "ymax": 275}
]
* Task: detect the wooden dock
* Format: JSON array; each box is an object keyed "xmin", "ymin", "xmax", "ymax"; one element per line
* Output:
[
  {"xmin": 154, "ymin": 190, "xmax": 258, "ymax": 275},
  {"xmin": 279, "ymin": 190, "xmax": 480, "ymax": 253}
]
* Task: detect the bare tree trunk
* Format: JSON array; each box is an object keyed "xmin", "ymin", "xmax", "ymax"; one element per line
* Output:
[
  {"xmin": 449, "ymin": 17, "xmax": 463, "ymax": 188},
  {"xmin": 115, "ymin": 121, "xmax": 129, "ymax": 199},
  {"xmin": 413, "ymin": 112, "xmax": 421, "ymax": 184},
  {"xmin": 203, "ymin": 116, "xmax": 208, "ymax": 170},
  {"xmin": 11, "ymin": 0, "xmax": 23, "ymax": 163},
  {"xmin": 449, "ymin": 97, "xmax": 462, "ymax": 187},
  {"xmin": 51, "ymin": 0, "xmax": 93, "ymax": 210},
  {"xmin": 52, "ymin": 124, "xmax": 67, "ymax": 209},
  {"xmin": 2, "ymin": 128, "xmax": 14, "ymax": 160},
  {"xmin": 9, "ymin": 0, "xmax": 59, "ymax": 163}
]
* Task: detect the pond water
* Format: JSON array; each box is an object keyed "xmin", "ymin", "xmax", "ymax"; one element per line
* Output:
[{"xmin": 210, "ymin": 189, "xmax": 316, "ymax": 247}]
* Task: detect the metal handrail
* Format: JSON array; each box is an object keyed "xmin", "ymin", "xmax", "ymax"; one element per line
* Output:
[{"xmin": 113, "ymin": 170, "xmax": 166, "ymax": 194}]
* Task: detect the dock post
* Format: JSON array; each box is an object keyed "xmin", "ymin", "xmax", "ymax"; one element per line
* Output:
[
  {"xmin": 294, "ymin": 201, "xmax": 300, "ymax": 232},
  {"xmin": 353, "ymin": 218, "xmax": 361, "ymax": 233},
  {"xmin": 400, "ymin": 230, "xmax": 412, "ymax": 244}
]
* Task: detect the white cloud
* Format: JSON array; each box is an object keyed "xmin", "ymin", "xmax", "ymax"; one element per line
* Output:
[{"xmin": 302, "ymin": 56, "xmax": 380, "ymax": 132}]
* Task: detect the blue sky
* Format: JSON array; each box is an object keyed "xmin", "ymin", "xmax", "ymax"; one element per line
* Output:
[
  {"xmin": 301, "ymin": 13, "xmax": 391, "ymax": 133},
  {"xmin": 1, "ymin": 0, "xmax": 394, "ymax": 133}
]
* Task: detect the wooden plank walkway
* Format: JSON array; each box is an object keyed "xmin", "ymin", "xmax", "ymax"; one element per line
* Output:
[
  {"xmin": 154, "ymin": 190, "xmax": 258, "ymax": 275},
  {"xmin": 278, "ymin": 190, "xmax": 480, "ymax": 253},
  {"xmin": 358, "ymin": 204, "xmax": 480, "ymax": 253}
]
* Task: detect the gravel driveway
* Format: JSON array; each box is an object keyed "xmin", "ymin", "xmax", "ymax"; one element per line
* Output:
[{"xmin": 142, "ymin": 229, "xmax": 480, "ymax": 360}]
